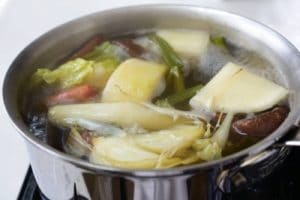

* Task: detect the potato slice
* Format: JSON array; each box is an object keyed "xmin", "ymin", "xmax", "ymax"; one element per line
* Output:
[
  {"xmin": 86, "ymin": 62, "xmax": 116, "ymax": 89},
  {"xmin": 157, "ymin": 29, "xmax": 209, "ymax": 57},
  {"xmin": 101, "ymin": 58, "xmax": 167, "ymax": 102},
  {"xmin": 48, "ymin": 102, "xmax": 189, "ymax": 131},
  {"xmin": 134, "ymin": 124, "xmax": 204, "ymax": 154},
  {"xmin": 190, "ymin": 62, "xmax": 288, "ymax": 113}
]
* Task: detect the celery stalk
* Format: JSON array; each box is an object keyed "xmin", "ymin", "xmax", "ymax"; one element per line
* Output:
[
  {"xmin": 210, "ymin": 36, "xmax": 228, "ymax": 53},
  {"xmin": 167, "ymin": 67, "xmax": 185, "ymax": 92},
  {"xmin": 156, "ymin": 84, "xmax": 203, "ymax": 107},
  {"xmin": 149, "ymin": 34, "xmax": 185, "ymax": 93},
  {"xmin": 149, "ymin": 34, "xmax": 183, "ymax": 68}
]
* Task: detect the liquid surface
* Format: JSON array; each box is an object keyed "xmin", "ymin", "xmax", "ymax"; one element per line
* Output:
[{"xmin": 22, "ymin": 29, "xmax": 289, "ymax": 169}]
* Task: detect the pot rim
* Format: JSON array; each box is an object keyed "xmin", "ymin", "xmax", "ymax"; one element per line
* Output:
[{"xmin": 3, "ymin": 4, "xmax": 300, "ymax": 177}]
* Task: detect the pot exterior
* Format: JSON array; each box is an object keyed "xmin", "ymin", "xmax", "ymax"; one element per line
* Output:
[
  {"xmin": 27, "ymin": 142, "xmax": 214, "ymax": 200},
  {"xmin": 26, "ymin": 139, "xmax": 290, "ymax": 200}
]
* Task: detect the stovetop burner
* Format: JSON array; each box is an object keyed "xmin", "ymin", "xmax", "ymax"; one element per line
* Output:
[{"xmin": 18, "ymin": 148, "xmax": 300, "ymax": 200}]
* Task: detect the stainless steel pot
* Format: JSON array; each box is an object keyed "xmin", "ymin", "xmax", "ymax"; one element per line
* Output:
[{"xmin": 3, "ymin": 5, "xmax": 300, "ymax": 200}]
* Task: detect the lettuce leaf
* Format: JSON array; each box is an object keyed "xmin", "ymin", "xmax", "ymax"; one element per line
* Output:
[
  {"xmin": 31, "ymin": 58, "xmax": 94, "ymax": 89},
  {"xmin": 30, "ymin": 41, "xmax": 122, "ymax": 89}
]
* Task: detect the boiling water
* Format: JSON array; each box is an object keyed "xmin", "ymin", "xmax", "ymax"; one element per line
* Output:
[
  {"xmin": 23, "ymin": 29, "xmax": 286, "ymax": 161},
  {"xmin": 195, "ymin": 39, "xmax": 282, "ymax": 85}
]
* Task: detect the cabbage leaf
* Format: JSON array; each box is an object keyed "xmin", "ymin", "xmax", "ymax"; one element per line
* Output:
[
  {"xmin": 31, "ymin": 58, "xmax": 94, "ymax": 89},
  {"xmin": 192, "ymin": 113, "xmax": 234, "ymax": 161}
]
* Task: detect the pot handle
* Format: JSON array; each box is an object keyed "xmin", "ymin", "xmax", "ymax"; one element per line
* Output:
[
  {"xmin": 217, "ymin": 122, "xmax": 300, "ymax": 193},
  {"xmin": 283, "ymin": 125, "xmax": 300, "ymax": 146},
  {"xmin": 217, "ymin": 146, "xmax": 290, "ymax": 193}
]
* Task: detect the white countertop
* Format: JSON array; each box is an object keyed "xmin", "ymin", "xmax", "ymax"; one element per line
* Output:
[{"xmin": 0, "ymin": 0, "xmax": 299, "ymax": 199}]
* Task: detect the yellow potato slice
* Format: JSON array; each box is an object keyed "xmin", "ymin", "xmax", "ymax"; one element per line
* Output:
[
  {"xmin": 157, "ymin": 29, "xmax": 209, "ymax": 57},
  {"xmin": 101, "ymin": 58, "xmax": 167, "ymax": 102},
  {"xmin": 86, "ymin": 62, "xmax": 115, "ymax": 89},
  {"xmin": 190, "ymin": 62, "xmax": 288, "ymax": 113}
]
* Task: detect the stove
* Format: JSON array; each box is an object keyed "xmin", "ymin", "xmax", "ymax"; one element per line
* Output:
[{"xmin": 17, "ymin": 148, "xmax": 300, "ymax": 200}]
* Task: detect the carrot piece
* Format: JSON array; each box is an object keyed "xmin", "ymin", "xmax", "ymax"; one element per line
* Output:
[{"xmin": 47, "ymin": 85, "xmax": 97, "ymax": 106}]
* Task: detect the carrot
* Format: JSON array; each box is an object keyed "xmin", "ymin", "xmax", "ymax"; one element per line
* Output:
[{"xmin": 47, "ymin": 84, "xmax": 97, "ymax": 106}]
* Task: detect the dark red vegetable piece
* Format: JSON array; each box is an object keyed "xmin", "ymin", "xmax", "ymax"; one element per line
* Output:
[
  {"xmin": 232, "ymin": 106, "xmax": 289, "ymax": 137},
  {"xmin": 113, "ymin": 38, "xmax": 144, "ymax": 57},
  {"xmin": 80, "ymin": 131, "xmax": 93, "ymax": 145},
  {"xmin": 69, "ymin": 34, "xmax": 103, "ymax": 59},
  {"xmin": 210, "ymin": 113, "xmax": 245, "ymax": 129},
  {"xmin": 47, "ymin": 84, "xmax": 97, "ymax": 106}
]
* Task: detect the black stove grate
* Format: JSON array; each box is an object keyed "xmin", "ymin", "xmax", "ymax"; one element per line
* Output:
[
  {"xmin": 17, "ymin": 167, "xmax": 41, "ymax": 200},
  {"xmin": 17, "ymin": 168, "xmax": 86, "ymax": 200}
]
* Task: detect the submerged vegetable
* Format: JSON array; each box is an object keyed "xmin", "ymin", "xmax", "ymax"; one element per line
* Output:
[
  {"xmin": 149, "ymin": 34, "xmax": 185, "ymax": 93},
  {"xmin": 86, "ymin": 58, "xmax": 119, "ymax": 88},
  {"xmin": 157, "ymin": 29, "xmax": 210, "ymax": 57},
  {"xmin": 193, "ymin": 113, "xmax": 234, "ymax": 161},
  {"xmin": 47, "ymin": 84, "xmax": 97, "ymax": 106},
  {"xmin": 142, "ymin": 102, "xmax": 210, "ymax": 122},
  {"xmin": 113, "ymin": 38, "xmax": 144, "ymax": 57},
  {"xmin": 30, "ymin": 58, "xmax": 94, "ymax": 89},
  {"xmin": 101, "ymin": 58, "xmax": 167, "ymax": 102},
  {"xmin": 211, "ymin": 112, "xmax": 234, "ymax": 148},
  {"xmin": 210, "ymin": 36, "xmax": 228, "ymax": 53},
  {"xmin": 233, "ymin": 106, "xmax": 289, "ymax": 137},
  {"xmin": 91, "ymin": 136, "xmax": 197, "ymax": 169},
  {"xmin": 190, "ymin": 62, "xmax": 289, "ymax": 113},
  {"xmin": 193, "ymin": 139, "xmax": 222, "ymax": 161},
  {"xmin": 91, "ymin": 124, "xmax": 204, "ymax": 169},
  {"xmin": 91, "ymin": 136, "xmax": 159, "ymax": 169},
  {"xmin": 69, "ymin": 34, "xmax": 103, "ymax": 59},
  {"xmin": 64, "ymin": 128, "xmax": 92, "ymax": 158},
  {"xmin": 149, "ymin": 34, "xmax": 183, "ymax": 68},
  {"xmin": 83, "ymin": 41, "xmax": 121, "ymax": 62},
  {"xmin": 166, "ymin": 67, "xmax": 185, "ymax": 93},
  {"xmin": 48, "ymin": 102, "xmax": 190, "ymax": 131},
  {"xmin": 63, "ymin": 118, "xmax": 126, "ymax": 137},
  {"xmin": 156, "ymin": 84, "xmax": 203, "ymax": 107},
  {"xmin": 25, "ymin": 29, "xmax": 290, "ymax": 169},
  {"xmin": 134, "ymin": 124, "xmax": 204, "ymax": 154}
]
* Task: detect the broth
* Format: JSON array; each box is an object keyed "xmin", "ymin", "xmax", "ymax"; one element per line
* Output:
[{"xmin": 22, "ymin": 29, "xmax": 289, "ymax": 169}]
